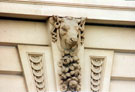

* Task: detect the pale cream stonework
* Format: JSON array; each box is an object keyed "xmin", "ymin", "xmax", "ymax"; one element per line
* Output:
[{"xmin": 0, "ymin": 0, "xmax": 135, "ymax": 92}]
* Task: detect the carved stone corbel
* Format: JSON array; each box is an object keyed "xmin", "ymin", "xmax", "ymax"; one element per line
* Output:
[{"xmin": 48, "ymin": 16, "xmax": 86, "ymax": 91}]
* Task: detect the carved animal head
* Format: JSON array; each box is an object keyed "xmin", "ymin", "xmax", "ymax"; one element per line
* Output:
[{"xmin": 49, "ymin": 16, "xmax": 86, "ymax": 50}]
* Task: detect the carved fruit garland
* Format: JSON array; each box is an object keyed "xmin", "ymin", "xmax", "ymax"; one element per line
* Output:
[
  {"xmin": 90, "ymin": 58, "xmax": 104, "ymax": 92},
  {"xmin": 58, "ymin": 50, "xmax": 81, "ymax": 91},
  {"xmin": 29, "ymin": 54, "xmax": 45, "ymax": 92}
]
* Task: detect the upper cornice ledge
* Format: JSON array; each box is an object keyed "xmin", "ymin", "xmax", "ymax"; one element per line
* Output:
[{"xmin": 1, "ymin": 0, "xmax": 135, "ymax": 11}]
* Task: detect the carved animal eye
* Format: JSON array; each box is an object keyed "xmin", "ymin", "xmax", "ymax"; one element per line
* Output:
[
  {"xmin": 62, "ymin": 27, "xmax": 67, "ymax": 32},
  {"xmin": 77, "ymin": 34, "xmax": 79, "ymax": 38},
  {"xmin": 78, "ymin": 22, "xmax": 81, "ymax": 25}
]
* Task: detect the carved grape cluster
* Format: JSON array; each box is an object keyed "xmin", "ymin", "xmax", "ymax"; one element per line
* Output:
[{"xmin": 58, "ymin": 50, "xmax": 81, "ymax": 92}]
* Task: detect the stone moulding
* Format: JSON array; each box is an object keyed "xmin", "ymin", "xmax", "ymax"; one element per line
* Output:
[
  {"xmin": 29, "ymin": 54, "xmax": 46, "ymax": 92},
  {"xmin": 90, "ymin": 57, "xmax": 104, "ymax": 92},
  {"xmin": 49, "ymin": 16, "xmax": 86, "ymax": 91}
]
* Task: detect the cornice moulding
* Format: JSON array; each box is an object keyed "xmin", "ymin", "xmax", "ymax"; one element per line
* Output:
[
  {"xmin": 0, "ymin": 2, "xmax": 134, "ymax": 25},
  {"xmin": 2, "ymin": 0, "xmax": 135, "ymax": 11}
]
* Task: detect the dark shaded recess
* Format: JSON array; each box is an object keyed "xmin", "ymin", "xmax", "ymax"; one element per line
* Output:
[
  {"xmin": 86, "ymin": 22, "xmax": 135, "ymax": 28},
  {"xmin": 0, "ymin": 16, "xmax": 46, "ymax": 22},
  {"xmin": 0, "ymin": 16, "xmax": 135, "ymax": 28}
]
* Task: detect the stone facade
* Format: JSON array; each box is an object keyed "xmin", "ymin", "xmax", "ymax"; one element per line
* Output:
[{"xmin": 0, "ymin": 0, "xmax": 135, "ymax": 92}]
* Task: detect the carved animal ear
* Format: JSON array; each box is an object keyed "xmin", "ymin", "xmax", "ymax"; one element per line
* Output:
[
  {"xmin": 78, "ymin": 18, "xmax": 86, "ymax": 31},
  {"xmin": 49, "ymin": 16, "xmax": 58, "ymax": 23},
  {"xmin": 49, "ymin": 16, "xmax": 54, "ymax": 25},
  {"xmin": 49, "ymin": 16, "xmax": 63, "ymax": 28}
]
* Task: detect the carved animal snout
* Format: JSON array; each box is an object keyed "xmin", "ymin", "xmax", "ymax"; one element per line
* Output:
[{"xmin": 70, "ymin": 38, "xmax": 77, "ymax": 44}]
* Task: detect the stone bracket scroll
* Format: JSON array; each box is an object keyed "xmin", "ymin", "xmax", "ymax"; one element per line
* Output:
[{"xmin": 47, "ymin": 16, "xmax": 86, "ymax": 91}]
